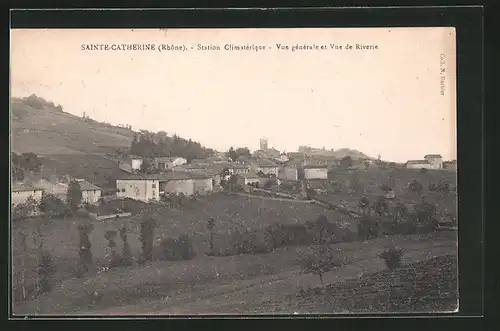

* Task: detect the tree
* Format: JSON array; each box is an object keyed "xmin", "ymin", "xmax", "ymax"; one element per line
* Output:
[
  {"xmin": 12, "ymin": 196, "xmax": 39, "ymax": 221},
  {"xmin": 207, "ymin": 218, "xmax": 216, "ymax": 255},
  {"xmin": 139, "ymin": 215, "xmax": 157, "ymax": 263},
  {"xmin": 76, "ymin": 223, "xmax": 94, "ymax": 274},
  {"xmin": 66, "ymin": 180, "xmax": 83, "ymax": 212},
  {"xmin": 37, "ymin": 250, "xmax": 56, "ymax": 294},
  {"xmin": 12, "ymin": 164, "xmax": 25, "ymax": 181},
  {"xmin": 408, "ymin": 178, "xmax": 423, "ymax": 196},
  {"xmin": 119, "ymin": 225, "xmax": 133, "ymax": 266},
  {"xmin": 18, "ymin": 231, "xmax": 28, "ymax": 300},
  {"xmin": 315, "ymin": 214, "xmax": 330, "ymax": 244},
  {"xmin": 374, "ymin": 197, "xmax": 389, "ymax": 216},
  {"xmin": 358, "ymin": 196, "xmax": 370, "ymax": 215},
  {"xmin": 339, "ymin": 156, "xmax": 352, "ymax": 169},
  {"xmin": 227, "ymin": 147, "xmax": 238, "ymax": 162},
  {"xmin": 39, "ymin": 192, "xmax": 66, "ymax": 220},
  {"xmin": 235, "ymin": 147, "xmax": 251, "ymax": 159},
  {"xmin": 140, "ymin": 159, "xmax": 152, "ymax": 173},
  {"xmin": 394, "ymin": 201, "xmax": 408, "ymax": 219},
  {"xmin": 300, "ymin": 244, "xmax": 341, "ymax": 286},
  {"xmin": 414, "ymin": 200, "xmax": 437, "ymax": 228},
  {"xmin": 380, "ymin": 184, "xmax": 393, "ymax": 193},
  {"xmin": 104, "ymin": 230, "xmax": 120, "ymax": 267}
]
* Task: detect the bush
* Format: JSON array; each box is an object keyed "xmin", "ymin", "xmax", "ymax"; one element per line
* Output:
[
  {"xmin": 379, "ymin": 247, "xmax": 404, "ymax": 269},
  {"xmin": 299, "ymin": 244, "xmax": 343, "ymax": 286},
  {"xmin": 159, "ymin": 234, "xmax": 196, "ymax": 261},
  {"xmin": 266, "ymin": 223, "xmax": 314, "ymax": 249},
  {"xmin": 224, "ymin": 229, "xmax": 274, "ymax": 256},
  {"xmin": 357, "ymin": 216, "xmax": 382, "ymax": 241},
  {"xmin": 419, "ymin": 168, "xmax": 428, "ymax": 173}
]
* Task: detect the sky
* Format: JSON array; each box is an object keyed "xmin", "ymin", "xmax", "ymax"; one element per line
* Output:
[{"xmin": 10, "ymin": 28, "xmax": 457, "ymax": 162}]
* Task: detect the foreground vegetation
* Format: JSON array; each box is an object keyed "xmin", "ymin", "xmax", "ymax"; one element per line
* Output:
[{"xmin": 257, "ymin": 254, "xmax": 458, "ymax": 314}]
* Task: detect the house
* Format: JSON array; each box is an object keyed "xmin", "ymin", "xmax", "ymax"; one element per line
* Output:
[
  {"xmin": 153, "ymin": 156, "xmax": 187, "ymax": 170},
  {"xmin": 278, "ymin": 166, "xmax": 299, "ymax": 181},
  {"xmin": 443, "ymin": 160, "xmax": 457, "ymax": 171},
  {"xmin": 223, "ymin": 163, "xmax": 252, "ymax": 175},
  {"xmin": 11, "ymin": 183, "xmax": 43, "ymax": 207},
  {"xmin": 75, "ymin": 179, "xmax": 102, "ymax": 205},
  {"xmin": 235, "ymin": 173, "xmax": 260, "ymax": 187},
  {"xmin": 252, "ymin": 160, "xmax": 279, "ymax": 176},
  {"xmin": 301, "ymin": 165, "xmax": 328, "ymax": 180},
  {"xmin": 116, "ymin": 172, "xmax": 213, "ymax": 201},
  {"xmin": 119, "ymin": 155, "xmax": 143, "ymax": 173},
  {"xmin": 424, "ymin": 154, "xmax": 443, "ymax": 169},
  {"xmin": 405, "ymin": 160, "xmax": 432, "ymax": 169},
  {"xmin": 254, "ymin": 148, "xmax": 281, "ymax": 160},
  {"xmin": 36, "ymin": 179, "xmax": 69, "ymax": 202}
]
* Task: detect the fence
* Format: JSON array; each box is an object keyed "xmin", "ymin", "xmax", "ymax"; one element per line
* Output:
[{"xmin": 88, "ymin": 212, "xmax": 132, "ymax": 221}]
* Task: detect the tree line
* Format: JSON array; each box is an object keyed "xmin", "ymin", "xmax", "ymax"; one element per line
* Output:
[
  {"xmin": 130, "ymin": 130, "xmax": 215, "ymax": 162},
  {"xmin": 12, "ymin": 152, "xmax": 43, "ymax": 181}
]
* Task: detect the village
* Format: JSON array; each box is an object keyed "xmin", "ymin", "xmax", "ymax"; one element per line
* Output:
[
  {"xmin": 10, "ymin": 26, "xmax": 459, "ymax": 315},
  {"xmin": 12, "ymin": 137, "xmax": 457, "ymax": 220},
  {"xmin": 11, "ymin": 128, "xmax": 458, "ymax": 315}
]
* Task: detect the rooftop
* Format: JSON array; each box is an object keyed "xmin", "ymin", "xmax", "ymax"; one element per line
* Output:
[
  {"xmin": 303, "ymin": 165, "xmax": 328, "ymax": 169},
  {"xmin": 424, "ymin": 154, "xmax": 443, "ymax": 159},
  {"xmin": 154, "ymin": 156, "xmax": 185, "ymax": 162},
  {"xmin": 237, "ymin": 173, "xmax": 260, "ymax": 179},
  {"xmin": 75, "ymin": 179, "xmax": 102, "ymax": 191},
  {"xmin": 119, "ymin": 171, "xmax": 212, "ymax": 181},
  {"xmin": 12, "ymin": 182, "xmax": 42, "ymax": 192},
  {"xmin": 406, "ymin": 160, "xmax": 430, "ymax": 165}
]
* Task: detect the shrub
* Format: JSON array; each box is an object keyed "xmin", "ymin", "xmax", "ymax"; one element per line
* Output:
[
  {"xmin": 299, "ymin": 244, "xmax": 342, "ymax": 286},
  {"xmin": 159, "ymin": 234, "xmax": 196, "ymax": 261},
  {"xmin": 266, "ymin": 223, "xmax": 313, "ymax": 249},
  {"xmin": 357, "ymin": 216, "xmax": 382, "ymax": 241},
  {"xmin": 119, "ymin": 225, "xmax": 133, "ymax": 266},
  {"xmin": 419, "ymin": 168, "xmax": 428, "ymax": 173},
  {"xmin": 225, "ymin": 229, "xmax": 274, "ymax": 256},
  {"xmin": 373, "ymin": 197, "xmax": 389, "ymax": 216},
  {"xmin": 380, "ymin": 184, "xmax": 392, "ymax": 193},
  {"xmin": 379, "ymin": 247, "xmax": 404, "ymax": 269},
  {"xmin": 414, "ymin": 200, "xmax": 438, "ymax": 232},
  {"xmin": 77, "ymin": 223, "xmax": 94, "ymax": 270},
  {"xmin": 139, "ymin": 216, "xmax": 157, "ymax": 263},
  {"xmin": 37, "ymin": 250, "xmax": 56, "ymax": 295}
]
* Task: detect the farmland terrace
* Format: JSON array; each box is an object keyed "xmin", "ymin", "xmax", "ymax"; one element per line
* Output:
[{"xmin": 14, "ymin": 231, "xmax": 456, "ymax": 315}]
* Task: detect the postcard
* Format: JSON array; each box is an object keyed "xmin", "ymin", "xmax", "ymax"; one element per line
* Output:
[{"xmin": 10, "ymin": 27, "xmax": 457, "ymax": 315}]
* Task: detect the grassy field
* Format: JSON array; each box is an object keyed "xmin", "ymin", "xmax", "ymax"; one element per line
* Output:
[
  {"xmin": 39, "ymin": 154, "xmax": 128, "ymax": 189},
  {"xmin": 11, "ymin": 193, "xmax": 349, "ymax": 302},
  {"xmin": 256, "ymin": 254, "xmax": 458, "ymax": 314},
  {"xmin": 13, "ymin": 231, "xmax": 457, "ymax": 315},
  {"xmin": 11, "ymin": 98, "xmax": 133, "ymax": 156}
]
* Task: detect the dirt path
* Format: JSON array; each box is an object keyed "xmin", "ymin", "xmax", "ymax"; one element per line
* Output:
[{"xmin": 79, "ymin": 234, "xmax": 456, "ymax": 315}]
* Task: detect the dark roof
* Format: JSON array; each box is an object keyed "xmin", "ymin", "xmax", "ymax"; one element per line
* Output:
[
  {"xmin": 118, "ymin": 171, "xmax": 211, "ymax": 181},
  {"xmin": 303, "ymin": 165, "xmax": 328, "ymax": 169},
  {"xmin": 154, "ymin": 156, "xmax": 185, "ymax": 163},
  {"xmin": 406, "ymin": 160, "xmax": 430, "ymax": 165},
  {"xmin": 236, "ymin": 173, "xmax": 260, "ymax": 179},
  {"xmin": 75, "ymin": 179, "xmax": 101, "ymax": 191},
  {"xmin": 12, "ymin": 183, "xmax": 42, "ymax": 192},
  {"xmin": 255, "ymin": 159, "xmax": 278, "ymax": 167},
  {"xmin": 424, "ymin": 154, "xmax": 443, "ymax": 159}
]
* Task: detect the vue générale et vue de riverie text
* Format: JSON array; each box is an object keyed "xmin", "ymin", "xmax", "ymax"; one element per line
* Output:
[{"xmin": 80, "ymin": 43, "xmax": 379, "ymax": 52}]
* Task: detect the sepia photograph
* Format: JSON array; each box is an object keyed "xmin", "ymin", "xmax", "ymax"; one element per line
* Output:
[{"xmin": 10, "ymin": 27, "xmax": 458, "ymax": 316}]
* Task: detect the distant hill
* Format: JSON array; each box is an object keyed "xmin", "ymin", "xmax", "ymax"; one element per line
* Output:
[
  {"xmin": 331, "ymin": 148, "xmax": 373, "ymax": 160},
  {"xmin": 10, "ymin": 95, "xmax": 215, "ymax": 188},
  {"xmin": 301, "ymin": 148, "xmax": 372, "ymax": 160},
  {"xmin": 11, "ymin": 96, "xmax": 135, "ymax": 155}
]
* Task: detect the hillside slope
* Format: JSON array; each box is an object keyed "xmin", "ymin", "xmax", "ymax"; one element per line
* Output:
[{"xmin": 11, "ymin": 97, "xmax": 134, "ymax": 155}]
